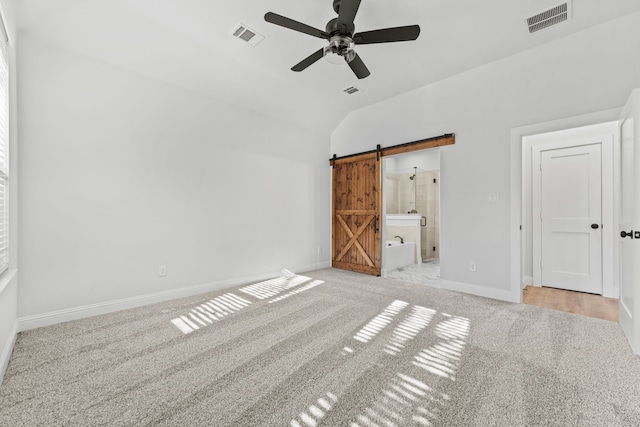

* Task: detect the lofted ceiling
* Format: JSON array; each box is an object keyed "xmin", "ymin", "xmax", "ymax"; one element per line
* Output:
[{"xmin": 12, "ymin": 0, "xmax": 640, "ymax": 135}]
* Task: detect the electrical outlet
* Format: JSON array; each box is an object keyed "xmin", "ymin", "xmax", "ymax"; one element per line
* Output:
[
  {"xmin": 469, "ymin": 262, "xmax": 477, "ymax": 272},
  {"xmin": 159, "ymin": 265, "xmax": 167, "ymax": 277}
]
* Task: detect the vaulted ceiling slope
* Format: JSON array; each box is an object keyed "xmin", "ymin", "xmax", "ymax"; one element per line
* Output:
[{"xmin": 13, "ymin": 0, "xmax": 640, "ymax": 135}]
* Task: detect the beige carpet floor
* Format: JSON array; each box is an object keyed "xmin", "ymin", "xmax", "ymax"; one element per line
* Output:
[{"xmin": 1, "ymin": 268, "xmax": 640, "ymax": 426}]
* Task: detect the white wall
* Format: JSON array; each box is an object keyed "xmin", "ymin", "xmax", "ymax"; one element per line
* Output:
[
  {"xmin": 393, "ymin": 149, "xmax": 440, "ymax": 173},
  {"xmin": 17, "ymin": 35, "xmax": 330, "ymax": 320},
  {"xmin": 0, "ymin": 0, "xmax": 18, "ymax": 381},
  {"xmin": 332, "ymin": 11, "xmax": 640, "ymax": 300}
]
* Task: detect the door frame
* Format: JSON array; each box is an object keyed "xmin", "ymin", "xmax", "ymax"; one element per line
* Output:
[
  {"xmin": 381, "ymin": 149, "xmax": 441, "ymax": 276},
  {"xmin": 531, "ymin": 137, "xmax": 609, "ymax": 293},
  {"xmin": 618, "ymin": 89, "xmax": 640, "ymax": 355},
  {"xmin": 517, "ymin": 120, "xmax": 618, "ymax": 299},
  {"xmin": 331, "ymin": 134, "xmax": 455, "ymax": 277},
  {"xmin": 510, "ymin": 111, "xmax": 621, "ymax": 304}
]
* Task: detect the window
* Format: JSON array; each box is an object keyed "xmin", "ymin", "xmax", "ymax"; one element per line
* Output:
[{"xmin": 0, "ymin": 22, "xmax": 8, "ymax": 275}]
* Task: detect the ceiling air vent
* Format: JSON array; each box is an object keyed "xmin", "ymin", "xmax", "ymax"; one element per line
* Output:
[
  {"xmin": 343, "ymin": 86, "xmax": 361, "ymax": 95},
  {"xmin": 231, "ymin": 23, "xmax": 265, "ymax": 47},
  {"xmin": 527, "ymin": 2, "xmax": 571, "ymax": 34}
]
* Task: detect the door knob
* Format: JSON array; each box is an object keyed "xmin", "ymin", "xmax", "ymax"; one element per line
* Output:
[
  {"xmin": 591, "ymin": 224, "xmax": 599, "ymax": 229},
  {"xmin": 621, "ymin": 230, "xmax": 634, "ymax": 239}
]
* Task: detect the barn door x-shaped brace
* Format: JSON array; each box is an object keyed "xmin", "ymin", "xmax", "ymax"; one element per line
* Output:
[{"xmin": 334, "ymin": 213, "xmax": 377, "ymax": 267}]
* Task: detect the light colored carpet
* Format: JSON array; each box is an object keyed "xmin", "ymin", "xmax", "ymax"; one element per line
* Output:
[{"xmin": 1, "ymin": 268, "xmax": 640, "ymax": 426}]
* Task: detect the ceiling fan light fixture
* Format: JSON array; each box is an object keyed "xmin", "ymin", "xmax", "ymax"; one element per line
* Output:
[{"xmin": 323, "ymin": 35, "xmax": 355, "ymax": 65}]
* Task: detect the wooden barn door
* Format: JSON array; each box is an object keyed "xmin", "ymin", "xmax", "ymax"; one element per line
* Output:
[{"xmin": 332, "ymin": 153, "xmax": 382, "ymax": 275}]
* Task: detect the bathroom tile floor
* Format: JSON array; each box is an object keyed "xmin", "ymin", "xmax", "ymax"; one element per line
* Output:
[{"xmin": 386, "ymin": 258, "xmax": 440, "ymax": 285}]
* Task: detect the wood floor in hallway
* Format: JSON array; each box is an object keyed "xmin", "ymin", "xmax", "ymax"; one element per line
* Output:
[{"xmin": 523, "ymin": 285, "xmax": 619, "ymax": 322}]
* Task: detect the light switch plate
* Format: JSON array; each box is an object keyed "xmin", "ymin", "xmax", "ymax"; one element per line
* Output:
[{"xmin": 487, "ymin": 193, "xmax": 500, "ymax": 203}]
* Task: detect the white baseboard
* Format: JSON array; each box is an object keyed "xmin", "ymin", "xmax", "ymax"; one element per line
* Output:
[
  {"xmin": 18, "ymin": 261, "xmax": 332, "ymax": 332},
  {"xmin": 0, "ymin": 320, "xmax": 17, "ymax": 383},
  {"xmin": 522, "ymin": 276, "xmax": 534, "ymax": 288},
  {"xmin": 603, "ymin": 286, "xmax": 619, "ymax": 299},
  {"xmin": 300, "ymin": 261, "xmax": 332, "ymax": 273},
  {"xmin": 440, "ymin": 279, "xmax": 519, "ymax": 303}
]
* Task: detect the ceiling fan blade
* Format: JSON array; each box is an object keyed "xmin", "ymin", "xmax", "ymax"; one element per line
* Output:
[
  {"xmin": 354, "ymin": 25, "xmax": 421, "ymax": 45},
  {"xmin": 292, "ymin": 48, "xmax": 325, "ymax": 72},
  {"xmin": 347, "ymin": 53, "xmax": 370, "ymax": 79},
  {"xmin": 337, "ymin": 0, "xmax": 362, "ymax": 28},
  {"xmin": 265, "ymin": 12, "xmax": 330, "ymax": 39}
]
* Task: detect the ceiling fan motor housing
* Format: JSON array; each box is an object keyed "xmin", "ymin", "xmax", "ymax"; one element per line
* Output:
[{"xmin": 325, "ymin": 17, "xmax": 355, "ymax": 37}]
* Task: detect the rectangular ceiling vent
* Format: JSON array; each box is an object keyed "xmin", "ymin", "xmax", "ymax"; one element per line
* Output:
[
  {"xmin": 231, "ymin": 23, "xmax": 265, "ymax": 47},
  {"xmin": 527, "ymin": 2, "xmax": 571, "ymax": 34},
  {"xmin": 343, "ymin": 86, "xmax": 361, "ymax": 95}
]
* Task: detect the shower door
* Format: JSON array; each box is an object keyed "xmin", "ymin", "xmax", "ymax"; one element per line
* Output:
[{"xmin": 332, "ymin": 152, "xmax": 382, "ymax": 275}]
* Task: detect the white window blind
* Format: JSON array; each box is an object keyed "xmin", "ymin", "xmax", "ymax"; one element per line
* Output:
[{"xmin": 0, "ymin": 35, "xmax": 8, "ymax": 275}]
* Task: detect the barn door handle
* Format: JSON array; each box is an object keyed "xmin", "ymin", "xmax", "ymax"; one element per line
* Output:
[
  {"xmin": 621, "ymin": 230, "xmax": 634, "ymax": 239},
  {"xmin": 373, "ymin": 216, "xmax": 379, "ymax": 233}
]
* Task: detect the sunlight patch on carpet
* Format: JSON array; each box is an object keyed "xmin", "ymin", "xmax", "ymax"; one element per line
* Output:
[
  {"xmin": 350, "ymin": 369, "xmax": 454, "ymax": 426},
  {"xmin": 413, "ymin": 314, "xmax": 470, "ymax": 381},
  {"xmin": 348, "ymin": 313, "xmax": 470, "ymax": 426},
  {"xmin": 170, "ymin": 274, "xmax": 326, "ymax": 334},
  {"xmin": 385, "ymin": 306, "xmax": 436, "ymax": 355},
  {"xmin": 239, "ymin": 275, "xmax": 313, "ymax": 300},
  {"xmin": 269, "ymin": 280, "xmax": 325, "ymax": 304},
  {"xmin": 353, "ymin": 300, "xmax": 409, "ymax": 344},
  {"xmin": 290, "ymin": 392, "xmax": 338, "ymax": 427},
  {"xmin": 170, "ymin": 293, "xmax": 252, "ymax": 334}
]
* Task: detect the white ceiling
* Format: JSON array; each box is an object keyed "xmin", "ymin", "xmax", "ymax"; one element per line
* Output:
[{"xmin": 13, "ymin": 0, "xmax": 640, "ymax": 135}]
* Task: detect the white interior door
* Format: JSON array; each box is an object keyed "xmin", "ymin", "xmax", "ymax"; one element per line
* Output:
[
  {"xmin": 619, "ymin": 89, "xmax": 640, "ymax": 355},
  {"xmin": 540, "ymin": 144, "xmax": 602, "ymax": 294}
]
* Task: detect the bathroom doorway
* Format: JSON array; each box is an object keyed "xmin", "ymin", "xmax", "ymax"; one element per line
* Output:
[{"xmin": 382, "ymin": 149, "xmax": 441, "ymax": 284}]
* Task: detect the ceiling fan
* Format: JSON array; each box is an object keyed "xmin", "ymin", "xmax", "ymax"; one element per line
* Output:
[{"xmin": 264, "ymin": 0, "xmax": 420, "ymax": 79}]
